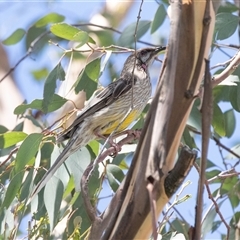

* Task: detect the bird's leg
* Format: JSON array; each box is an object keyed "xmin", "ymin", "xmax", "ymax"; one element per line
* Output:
[
  {"xmin": 112, "ymin": 129, "xmax": 141, "ymax": 141},
  {"xmin": 93, "ymin": 129, "xmax": 122, "ymax": 154},
  {"xmin": 93, "ymin": 129, "xmax": 142, "ymax": 156}
]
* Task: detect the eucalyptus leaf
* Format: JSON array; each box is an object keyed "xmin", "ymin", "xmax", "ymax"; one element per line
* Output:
[
  {"xmin": 225, "ymin": 143, "xmax": 240, "ymax": 159},
  {"xmin": 118, "ymin": 20, "xmax": 151, "ymax": 47},
  {"xmin": 151, "ymin": 4, "xmax": 166, "ymax": 34},
  {"xmin": 34, "ymin": 13, "xmax": 65, "ymax": 28},
  {"xmin": 230, "ymin": 82, "xmax": 240, "ymax": 112},
  {"xmin": 44, "ymin": 177, "xmax": 64, "ymax": 231},
  {"xmin": 50, "ymin": 23, "xmax": 90, "ymax": 46},
  {"xmin": 1, "ymin": 171, "xmax": 24, "ymax": 211},
  {"xmin": 215, "ymin": 13, "xmax": 239, "ymax": 40},
  {"xmin": 42, "ymin": 63, "xmax": 65, "ymax": 113},
  {"xmin": 14, "ymin": 133, "xmax": 43, "ymax": 172},
  {"xmin": 212, "ymin": 102, "xmax": 225, "ymax": 137},
  {"xmin": 0, "ymin": 131, "xmax": 27, "ymax": 149},
  {"xmin": 106, "ymin": 164, "xmax": 125, "ymax": 192},
  {"xmin": 14, "ymin": 94, "xmax": 68, "ymax": 115},
  {"xmin": 202, "ymin": 201, "xmax": 223, "ymax": 238},
  {"xmin": 74, "ymin": 58, "xmax": 101, "ymax": 98},
  {"xmin": 2, "ymin": 29, "xmax": 25, "ymax": 45},
  {"xmin": 224, "ymin": 109, "xmax": 235, "ymax": 138}
]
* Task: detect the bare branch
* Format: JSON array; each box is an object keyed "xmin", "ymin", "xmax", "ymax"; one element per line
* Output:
[
  {"xmin": 0, "ymin": 147, "xmax": 18, "ymax": 168},
  {"xmin": 194, "ymin": 59, "xmax": 212, "ymax": 240},
  {"xmin": 208, "ymin": 168, "xmax": 240, "ymax": 183},
  {"xmin": 0, "ymin": 31, "xmax": 49, "ymax": 83},
  {"xmin": 194, "ymin": 163, "xmax": 230, "ymax": 240},
  {"xmin": 212, "ymin": 50, "xmax": 240, "ymax": 87}
]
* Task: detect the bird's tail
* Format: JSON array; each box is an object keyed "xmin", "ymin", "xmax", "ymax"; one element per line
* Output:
[{"xmin": 30, "ymin": 138, "xmax": 78, "ymax": 200}]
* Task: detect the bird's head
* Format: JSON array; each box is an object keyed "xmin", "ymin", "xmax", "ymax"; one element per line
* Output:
[{"xmin": 121, "ymin": 46, "xmax": 166, "ymax": 74}]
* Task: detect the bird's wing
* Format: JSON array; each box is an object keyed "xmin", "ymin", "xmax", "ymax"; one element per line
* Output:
[{"xmin": 58, "ymin": 72, "xmax": 135, "ymax": 141}]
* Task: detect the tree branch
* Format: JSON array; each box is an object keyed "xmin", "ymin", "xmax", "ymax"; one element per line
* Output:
[{"xmin": 194, "ymin": 58, "xmax": 212, "ymax": 240}]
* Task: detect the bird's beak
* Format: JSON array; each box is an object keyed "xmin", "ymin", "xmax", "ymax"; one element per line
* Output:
[{"xmin": 155, "ymin": 46, "xmax": 166, "ymax": 53}]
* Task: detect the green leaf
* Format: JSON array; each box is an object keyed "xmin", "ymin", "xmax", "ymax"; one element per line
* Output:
[
  {"xmin": 14, "ymin": 94, "xmax": 68, "ymax": 115},
  {"xmin": 196, "ymin": 158, "xmax": 216, "ymax": 169},
  {"xmin": 205, "ymin": 169, "xmax": 221, "ymax": 180},
  {"xmin": 218, "ymin": 2, "xmax": 239, "ymax": 13},
  {"xmin": 26, "ymin": 25, "xmax": 47, "ymax": 51},
  {"xmin": 221, "ymin": 176, "xmax": 238, "ymax": 192},
  {"xmin": 228, "ymin": 180, "xmax": 240, "ymax": 208},
  {"xmin": 15, "ymin": 133, "xmax": 43, "ymax": 172},
  {"xmin": 34, "ymin": 13, "xmax": 65, "ymax": 28},
  {"xmin": 65, "ymin": 147, "xmax": 91, "ymax": 192},
  {"xmin": 106, "ymin": 164, "xmax": 125, "ymax": 192},
  {"xmin": 24, "ymin": 115, "xmax": 43, "ymax": 129},
  {"xmin": 51, "ymin": 23, "xmax": 79, "ymax": 39},
  {"xmin": 0, "ymin": 125, "xmax": 8, "ymax": 134},
  {"xmin": 151, "ymin": 4, "xmax": 166, "ymax": 34},
  {"xmin": 202, "ymin": 201, "xmax": 223, "ymax": 238},
  {"xmin": 68, "ymin": 193, "xmax": 91, "ymax": 235},
  {"xmin": 31, "ymin": 68, "xmax": 49, "ymax": 81},
  {"xmin": 44, "ymin": 177, "xmax": 64, "ymax": 231},
  {"xmin": 213, "ymin": 85, "xmax": 231, "ymax": 103},
  {"xmin": 1, "ymin": 171, "xmax": 24, "ymax": 211},
  {"xmin": 212, "ymin": 102, "xmax": 225, "ymax": 137},
  {"xmin": 118, "ymin": 20, "xmax": 151, "ymax": 47},
  {"xmin": 182, "ymin": 128, "xmax": 197, "ymax": 149},
  {"xmin": 85, "ymin": 58, "xmax": 101, "ymax": 80},
  {"xmin": 0, "ymin": 132, "xmax": 27, "ymax": 149},
  {"xmin": 74, "ymin": 58, "xmax": 101, "ymax": 99},
  {"xmin": 188, "ymin": 100, "xmax": 201, "ymax": 131},
  {"xmin": 86, "ymin": 140, "xmax": 99, "ymax": 158},
  {"xmin": 215, "ymin": 13, "xmax": 239, "ymax": 40},
  {"xmin": 72, "ymin": 31, "xmax": 89, "ymax": 48},
  {"xmin": 40, "ymin": 142, "xmax": 55, "ymax": 164},
  {"xmin": 50, "ymin": 23, "xmax": 89, "ymax": 46},
  {"xmin": 19, "ymin": 169, "xmax": 34, "ymax": 201},
  {"xmin": 170, "ymin": 219, "xmax": 189, "ymax": 239},
  {"xmin": 13, "ymin": 122, "xmax": 24, "ymax": 132},
  {"xmin": 224, "ymin": 109, "xmax": 235, "ymax": 138},
  {"xmin": 2, "ymin": 29, "xmax": 25, "ymax": 45},
  {"xmin": 225, "ymin": 143, "xmax": 240, "ymax": 159},
  {"xmin": 211, "ymin": 221, "xmax": 222, "ymax": 233},
  {"xmin": 230, "ymin": 82, "xmax": 240, "ymax": 112},
  {"xmin": 42, "ymin": 64, "xmax": 65, "ymax": 113}
]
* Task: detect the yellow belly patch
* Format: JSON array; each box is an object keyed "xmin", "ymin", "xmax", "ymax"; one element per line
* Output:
[{"xmin": 102, "ymin": 110, "xmax": 139, "ymax": 135}]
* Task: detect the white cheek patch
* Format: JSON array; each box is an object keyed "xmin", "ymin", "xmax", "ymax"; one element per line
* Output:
[{"xmin": 141, "ymin": 54, "xmax": 149, "ymax": 63}]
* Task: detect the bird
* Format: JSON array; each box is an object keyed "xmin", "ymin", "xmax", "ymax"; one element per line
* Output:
[{"xmin": 31, "ymin": 46, "xmax": 166, "ymax": 199}]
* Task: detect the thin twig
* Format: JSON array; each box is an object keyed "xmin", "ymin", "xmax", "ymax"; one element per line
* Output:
[
  {"xmin": 0, "ymin": 147, "xmax": 18, "ymax": 167},
  {"xmin": 205, "ymin": 180, "xmax": 230, "ymax": 239},
  {"xmin": 0, "ymin": 31, "xmax": 49, "ymax": 83},
  {"xmin": 214, "ymin": 42, "xmax": 240, "ymax": 50},
  {"xmin": 210, "ymin": 57, "xmax": 234, "ymax": 70},
  {"xmin": 208, "ymin": 169, "xmax": 239, "ymax": 183},
  {"xmin": 194, "ymin": 163, "xmax": 230, "ymax": 240},
  {"xmin": 212, "ymin": 50, "xmax": 240, "ymax": 87},
  {"xmin": 131, "ymin": 0, "xmax": 144, "ymax": 109},
  {"xmin": 213, "ymin": 136, "xmax": 240, "ymax": 168},
  {"xmin": 194, "ymin": 59, "xmax": 212, "ymax": 240}
]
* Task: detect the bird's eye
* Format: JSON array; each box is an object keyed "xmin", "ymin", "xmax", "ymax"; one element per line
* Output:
[
  {"xmin": 141, "ymin": 50, "xmax": 147, "ymax": 55},
  {"xmin": 139, "ymin": 50, "xmax": 150, "ymax": 63}
]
